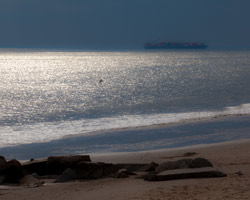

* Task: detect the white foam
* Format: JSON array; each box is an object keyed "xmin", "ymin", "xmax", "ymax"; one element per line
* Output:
[{"xmin": 1, "ymin": 103, "xmax": 250, "ymax": 148}]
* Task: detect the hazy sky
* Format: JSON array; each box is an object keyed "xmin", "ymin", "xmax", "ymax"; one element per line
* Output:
[{"xmin": 0, "ymin": 0, "xmax": 250, "ymax": 49}]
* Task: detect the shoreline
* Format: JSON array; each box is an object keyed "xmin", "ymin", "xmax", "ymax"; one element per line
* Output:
[
  {"xmin": 1, "ymin": 107, "xmax": 250, "ymax": 149},
  {"xmin": 61, "ymin": 112, "xmax": 250, "ymax": 140},
  {"xmin": 1, "ymin": 114, "xmax": 250, "ymax": 160},
  {"xmin": 0, "ymin": 115, "xmax": 250, "ymax": 160}
]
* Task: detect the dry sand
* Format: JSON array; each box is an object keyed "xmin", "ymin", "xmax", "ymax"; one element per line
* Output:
[{"xmin": 1, "ymin": 139, "xmax": 250, "ymax": 200}]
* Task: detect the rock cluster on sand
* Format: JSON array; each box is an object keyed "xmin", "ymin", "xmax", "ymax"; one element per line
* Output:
[
  {"xmin": 0, "ymin": 155, "xmax": 226, "ymax": 185},
  {"xmin": 143, "ymin": 158, "xmax": 226, "ymax": 181}
]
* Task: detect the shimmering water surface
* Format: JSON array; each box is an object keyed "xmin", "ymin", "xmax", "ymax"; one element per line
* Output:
[{"xmin": 1, "ymin": 50, "xmax": 250, "ymax": 150}]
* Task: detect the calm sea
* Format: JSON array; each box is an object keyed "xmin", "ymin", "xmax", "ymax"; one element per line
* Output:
[{"xmin": 1, "ymin": 49, "xmax": 250, "ymax": 152}]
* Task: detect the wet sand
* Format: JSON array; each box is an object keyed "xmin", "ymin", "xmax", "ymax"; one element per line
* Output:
[{"xmin": 1, "ymin": 114, "xmax": 250, "ymax": 160}]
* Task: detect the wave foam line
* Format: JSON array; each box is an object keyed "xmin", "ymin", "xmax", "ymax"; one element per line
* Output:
[{"xmin": 1, "ymin": 103, "xmax": 250, "ymax": 148}]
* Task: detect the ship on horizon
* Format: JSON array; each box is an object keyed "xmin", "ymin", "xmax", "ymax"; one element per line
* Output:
[{"xmin": 144, "ymin": 42, "xmax": 208, "ymax": 49}]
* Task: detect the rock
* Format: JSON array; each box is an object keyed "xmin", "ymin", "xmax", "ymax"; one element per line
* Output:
[
  {"xmin": 113, "ymin": 169, "xmax": 136, "ymax": 178},
  {"xmin": 116, "ymin": 164, "xmax": 151, "ymax": 172},
  {"xmin": 0, "ymin": 156, "xmax": 7, "ymax": 172},
  {"xmin": 55, "ymin": 168, "xmax": 78, "ymax": 183},
  {"xmin": 156, "ymin": 159, "xmax": 193, "ymax": 173},
  {"xmin": 39, "ymin": 175, "xmax": 59, "ymax": 179},
  {"xmin": 0, "ymin": 156, "xmax": 6, "ymax": 164},
  {"xmin": 138, "ymin": 162, "xmax": 159, "ymax": 172},
  {"xmin": 55, "ymin": 162, "xmax": 116, "ymax": 182},
  {"xmin": 189, "ymin": 158, "xmax": 213, "ymax": 168},
  {"xmin": 19, "ymin": 174, "xmax": 44, "ymax": 186},
  {"xmin": 3, "ymin": 159, "xmax": 26, "ymax": 183},
  {"xmin": 47, "ymin": 155, "xmax": 91, "ymax": 174},
  {"xmin": 144, "ymin": 167, "xmax": 227, "ymax": 181},
  {"xmin": 156, "ymin": 158, "xmax": 214, "ymax": 173},
  {"xmin": 234, "ymin": 170, "xmax": 243, "ymax": 176},
  {"xmin": 72, "ymin": 162, "xmax": 104, "ymax": 179},
  {"xmin": 0, "ymin": 175, "xmax": 5, "ymax": 184},
  {"xmin": 22, "ymin": 158, "xmax": 48, "ymax": 176},
  {"xmin": 31, "ymin": 173, "xmax": 42, "ymax": 179},
  {"xmin": 56, "ymin": 163, "xmax": 120, "ymax": 181},
  {"xmin": 102, "ymin": 163, "xmax": 120, "ymax": 176}
]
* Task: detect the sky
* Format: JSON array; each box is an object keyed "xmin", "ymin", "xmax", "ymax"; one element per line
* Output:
[{"xmin": 0, "ymin": 0, "xmax": 250, "ymax": 49}]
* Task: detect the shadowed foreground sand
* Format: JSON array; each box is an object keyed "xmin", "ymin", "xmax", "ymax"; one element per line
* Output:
[{"xmin": 1, "ymin": 139, "xmax": 250, "ymax": 200}]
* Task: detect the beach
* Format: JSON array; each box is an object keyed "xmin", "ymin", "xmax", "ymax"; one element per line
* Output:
[{"xmin": 1, "ymin": 138, "xmax": 250, "ymax": 200}]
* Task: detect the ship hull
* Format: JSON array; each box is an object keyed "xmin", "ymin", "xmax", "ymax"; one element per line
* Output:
[{"xmin": 144, "ymin": 42, "xmax": 208, "ymax": 49}]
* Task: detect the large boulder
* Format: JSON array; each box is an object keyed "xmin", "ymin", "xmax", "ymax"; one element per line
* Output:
[
  {"xmin": 72, "ymin": 162, "xmax": 104, "ymax": 179},
  {"xmin": 2, "ymin": 159, "xmax": 26, "ymax": 183},
  {"xmin": 116, "ymin": 164, "xmax": 151, "ymax": 172},
  {"xmin": 102, "ymin": 163, "xmax": 120, "ymax": 176},
  {"xmin": 113, "ymin": 169, "xmax": 136, "ymax": 178},
  {"xmin": 0, "ymin": 156, "xmax": 7, "ymax": 172},
  {"xmin": 138, "ymin": 162, "xmax": 159, "ymax": 172},
  {"xmin": 55, "ymin": 168, "xmax": 77, "ymax": 183},
  {"xmin": 156, "ymin": 158, "xmax": 213, "ymax": 173},
  {"xmin": 55, "ymin": 162, "xmax": 120, "ymax": 183},
  {"xmin": 22, "ymin": 158, "xmax": 48, "ymax": 176},
  {"xmin": 1, "ymin": 157, "xmax": 26, "ymax": 184},
  {"xmin": 19, "ymin": 174, "xmax": 44, "ymax": 186},
  {"xmin": 189, "ymin": 158, "xmax": 213, "ymax": 168},
  {"xmin": 156, "ymin": 159, "xmax": 193, "ymax": 173},
  {"xmin": 0, "ymin": 156, "xmax": 6, "ymax": 164},
  {"xmin": 47, "ymin": 155, "xmax": 91, "ymax": 174},
  {"xmin": 0, "ymin": 175, "xmax": 5, "ymax": 184},
  {"xmin": 144, "ymin": 167, "xmax": 226, "ymax": 181}
]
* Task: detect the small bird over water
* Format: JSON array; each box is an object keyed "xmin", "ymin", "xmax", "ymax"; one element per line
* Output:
[{"xmin": 99, "ymin": 79, "xmax": 103, "ymax": 84}]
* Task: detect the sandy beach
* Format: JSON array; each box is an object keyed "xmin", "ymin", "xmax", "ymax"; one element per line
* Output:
[{"xmin": 1, "ymin": 139, "xmax": 250, "ymax": 200}]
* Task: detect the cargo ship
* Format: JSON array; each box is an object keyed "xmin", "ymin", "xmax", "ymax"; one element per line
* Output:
[{"xmin": 144, "ymin": 42, "xmax": 208, "ymax": 49}]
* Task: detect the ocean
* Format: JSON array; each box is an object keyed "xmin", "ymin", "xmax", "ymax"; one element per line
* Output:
[{"xmin": 1, "ymin": 49, "xmax": 250, "ymax": 159}]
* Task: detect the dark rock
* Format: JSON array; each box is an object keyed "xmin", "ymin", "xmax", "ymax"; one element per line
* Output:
[
  {"xmin": 139, "ymin": 162, "xmax": 159, "ymax": 172},
  {"xmin": 116, "ymin": 164, "xmax": 150, "ymax": 172},
  {"xmin": 3, "ymin": 159, "xmax": 26, "ymax": 183},
  {"xmin": 103, "ymin": 163, "xmax": 120, "ymax": 176},
  {"xmin": 19, "ymin": 174, "xmax": 44, "ymax": 186},
  {"xmin": 234, "ymin": 170, "xmax": 243, "ymax": 176},
  {"xmin": 72, "ymin": 162, "xmax": 104, "ymax": 179},
  {"xmin": 0, "ymin": 156, "xmax": 7, "ymax": 172},
  {"xmin": 47, "ymin": 155, "xmax": 91, "ymax": 174},
  {"xmin": 113, "ymin": 169, "xmax": 136, "ymax": 178},
  {"xmin": 0, "ymin": 156, "xmax": 6, "ymax": 164},
  {"xmin": 55, "ymin": 168, "xmax": 78, "ymax": 183},
  {"xmin": 189, "ymin": 158, "xmax": 213, "ymax": 168},
  {"xmin": 56, "ymin": 163, "xmax": 120, "ymax": 181},
  {"xmin": 0, "ymin": 175, "xmax": 5, "ymax": 184},
  {"xmin": 22, "ymin": 158, "xmax": 48, "ymax": 176},
  {"xmin": 39, "ymin": 175, "xmax": 59, "ymax": 179},
  {"xmin": 156, "ymin": 159, "xmax": 193, "ymax": 173},
  {"xmin": 144, "ymin": 167, "xmax": 227, "ymax": 181},
  {"xmin": 30, "ymin": 173, "xmax": 41, "ymax": 179},
  {"xmin": 156, "ymin": 158, "xmax": 214, "ymax": 173},
  {"xmin": 0, "ymin": 158, "xmax": 24, "ymax": 184}
]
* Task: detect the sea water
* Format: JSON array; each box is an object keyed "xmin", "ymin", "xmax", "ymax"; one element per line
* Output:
[{"xmin": 1, "ymin": 50, "xmax": 250, "ymax": 152}]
